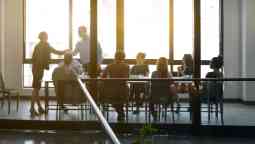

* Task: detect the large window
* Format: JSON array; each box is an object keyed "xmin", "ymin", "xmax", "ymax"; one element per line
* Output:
[
  {"xmin": 174, "ymin": 0, "xmax": 193, "ymax": 60},
  {"xmin": 98, "ymin": 0, "xmax": 116, "ymax": 58},
  {"xmin": 124, "ymin": 0, "xmax": 169, "ymax": 59},
  {"xmin": 25, "ymin": 0, "xmax": 69, "ymax": 59},
  {"xmin": 24, "ymin": 0, "xmax": 221, "ymax": 87},
  {"xmin": 201, "ymin": 0, "xmax": 220, "ymax": 60}
]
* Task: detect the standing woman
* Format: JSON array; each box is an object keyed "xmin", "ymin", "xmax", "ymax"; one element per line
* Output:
[{"xmin": 31, "ymin": 32, "xmax": 67, "ymax": 116}]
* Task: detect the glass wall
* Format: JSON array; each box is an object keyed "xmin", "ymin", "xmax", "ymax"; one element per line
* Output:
[
  {"xmin": 25, "ymin": 0, "xmax": 69, "ymax": 59},
  {"xmin": 173, "ymin": 0, "xmax": 193, "ymax": 60},
  {"xmin": 201, "ymin": 0, "xmax": 220, "ymax": 60},
  {"xmin": 124, "ymin": 0, "xmax": 169, "ymax": 59},
  {"xmin": 24, "ymin": 0, "xmax": 220, "ymax": 86},
  {"xmin": 98, "ymin": 0, "xmax": 116, "ymax": 58}
]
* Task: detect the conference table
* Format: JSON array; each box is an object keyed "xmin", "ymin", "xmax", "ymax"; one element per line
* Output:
[{"xmin": 44, "ymin": 76, "xmax": 195, "ymax": 115}]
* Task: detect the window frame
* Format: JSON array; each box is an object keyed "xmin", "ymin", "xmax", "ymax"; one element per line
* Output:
[{"xmin": 23, "ymin": 0, "xmax": 222, "ymax": 87}]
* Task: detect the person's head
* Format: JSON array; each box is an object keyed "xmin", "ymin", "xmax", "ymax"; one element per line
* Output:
[
  {"xmin": 136, "ymin": 52, "xmax": 146, "ymax": 65},
  {"xmin": 64, "ymin": 52, "xmax": 73, "ymax": 65},
  {"xmin": 78, "ymin": 26, "xmax": 87, "ymax": 39},
  {"xmin": 156, "ymin": 57, "xmax": 169, "ymax": 77},
  {"xmin": 114, "ymin": 51, "xmax": 125, "ymax": 63},
  {"xmin": 210, "ymin": 56, "xmax": 223, "ymax": 70},
  {"xmin": 38, "ymin": 31, "xmax": 48, "ymax": 43},
  {"xmin": 183, "ymin": 54, "xmax": 193, "ymax": 67}
]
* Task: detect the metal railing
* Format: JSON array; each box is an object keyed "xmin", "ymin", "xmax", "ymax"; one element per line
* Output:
[{"xmin": 77, "ymin": 78, "xmax": 121, "ymax": 144}]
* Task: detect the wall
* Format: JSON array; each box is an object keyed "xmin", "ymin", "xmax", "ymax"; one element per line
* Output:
[
  {"xmin": 1, "ymin": 0, "xmax": 23, "ymax": 92},
  {"xmin": 223, "ymin": 0, "xmax": 242, "ymax": 99},
  {"xmin": 0, "ymin": 0, "xmax": 4, "ymax": 73},
  {"xmin": 241, "ymin": 0, "xmax": 255, "ymax": 101}
]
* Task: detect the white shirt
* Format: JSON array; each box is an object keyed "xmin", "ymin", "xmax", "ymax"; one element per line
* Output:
[
  {"xmin": 73, "ymin": 36, "xmax": 103, "ymax": 64},
  {"xmin": 58, "ymin": 60, "xmax": 83, "ymax": 76}
]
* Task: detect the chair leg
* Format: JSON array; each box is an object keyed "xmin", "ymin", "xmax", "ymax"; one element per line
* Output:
[
  {"xmin": 56, "ymin": 104, "xmax": 59, "ymax": 120},
  {"xmin": 145, "ymin": 102, "xmax": 148, "ymax": 123},
  {"xmin": 158, "ymin": 105, "xmax": 161, "ymax": 122},
  {"xmin": 126, "ymin": 103, "xmax": 129, "ymax": 122},
  {"xmin": 171, "ymin": 103, "xmax": 175, "ymax": 123},
  {"xmin": 1, "ymin": 96, "xmax": 4, "ymax": 108},
  {"xmin": 216, "ymin": 103, "xmax": 219, "ymax": 120},
  {"xmin": 16, "ymin": 92, "xmax": 20, "ymax": 112},
  {"xmin": 164, "ymin": 105, "xmax": 167, "ymax": 122},
  {"xmin": 220, "ymin": 101, "xmax": 224, "ymax": 125},
  {"xmin": 81, "ymin": 105, "xmax": 84, "ymax": 120},
  {"xmin": 7, "ymin": 93, "xmax": 11, "ymax": 114}
]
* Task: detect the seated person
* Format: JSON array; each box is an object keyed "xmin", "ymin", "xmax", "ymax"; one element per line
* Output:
[
  {"xmin": 177, "ymin": 54, "xmax": 193, "ymax": 77},
  {"xmin": 150, "ymin": 57, "xmax": 175, "ymax": 120},
  {"xmin": 130, "ymin": 52, "xmax": 149, "ymax": 114},
  {"xmin": 102, "ymin": 51, "xmax": 129, "ymax": 121},
  {"xmin": 202, "ymin": 56, "xmax": 223, "ymax": 102},
  {"xmin": 52, "ymin": 52, "xmax": 84, "ymax": 108}
]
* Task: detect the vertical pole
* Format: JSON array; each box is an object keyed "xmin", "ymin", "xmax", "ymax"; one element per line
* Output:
[
  {"xmin": 169, "ymin": 0, "xmax": 174, "ymax": 71},
  {"xmin": 116, "ymin": 0, "xmax": 124, "ymax": 52},
  {"xmin": 192, "ymin": 0, "xmax": 201, "ymax": 134},
  {"xmin": 90, "ymin": 0, "xmax": 98, "ymax": 97},
  {"xmin": 220, "ymin": 0, "xmax": 224, "ymax": 57},
  {"xmin": 69, "ymin": 0, "xmax": 73, "ymax": 50}
]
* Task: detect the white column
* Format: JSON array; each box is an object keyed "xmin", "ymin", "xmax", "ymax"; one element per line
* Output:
[
  {"xmin": 3, "ymin": 0, "xmax": 23, "ymax": 90},
  {"xmin": 0, "ymin": 0, "xmax": 5, "ymax": 74},
  {"xmin": 241, "ymin": 0, "xmax": 255, "ymax": 101},
  {"xmin": 223, "ymin": 0, "xmax": 242, "ymax": 100}
]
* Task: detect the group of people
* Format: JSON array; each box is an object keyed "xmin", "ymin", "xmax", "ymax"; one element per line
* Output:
[
  {"xmin": 30, "ymin": 25, "xmax": 223, "ymax": 121},
  {"xmin": 30, "ymin": 26, "xmax": 101, "ymax": 116}
]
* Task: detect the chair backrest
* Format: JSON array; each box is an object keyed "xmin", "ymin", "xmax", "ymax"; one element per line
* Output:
[
  {"xmin": 207, "ymin": 81, "xmax": 223, "ymax": 102},
  {"xmin": 151, "ymin": 80, "xmax": 172, "ymax": 104},
  {"xmin": 0, "ymin": 72, "xmax": 5, "ymax": 90},
  {"xmin": 100, "ymin": 79, "xmax": 128, "ymax": 103},
  {"xmin": 54, "ymin": 80, "xmax": 86, "ymax": 105}
]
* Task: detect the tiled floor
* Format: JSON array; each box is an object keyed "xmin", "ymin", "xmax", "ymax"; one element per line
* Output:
[
  {"xmin": 0, "ymin": 100, "xmax": 255, "ymax": 126},
  {"xmin": 0, "ymin": 130, "xmax": 255, "ymax": 144}
]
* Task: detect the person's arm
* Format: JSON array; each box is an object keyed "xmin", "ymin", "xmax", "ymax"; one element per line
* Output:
[
  {"xmin": 72, "ymin": 43, "xmax": 80, "ymax": 56},
  {"xmin": 49, "ymin": 45, "xmax": 67, "ymax": 55},
  {"xmin": 145, "ymin": 65, "xmax": 149, "ymax": 77}
]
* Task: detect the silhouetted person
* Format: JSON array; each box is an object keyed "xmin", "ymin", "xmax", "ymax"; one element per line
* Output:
[
  {"xmin": 31, "ymin": 31, "xmax": 68, "ymax": 116},
  {"xmin": 204, "ymin": 56, "xmax": 223, "ymax": 103},
  {"xmin": 130, "ymin": 52, "xmax": 149, "ymax": 114},
  {"xmin": 177, "ymin": 54, "xmax": 193, "ymax": 76},
  {"xmin": 72, "ymin": 26, "xmax": 103, "ymax": 74},
  {"xmin": 102, "ymin": 51, "xmax": 129, "ymax": 121},
  {"xmin": 150, "ymin": 57, "xmax": 174, "ymax": 120},
  {"xmin": 52, "ymin": 52, "xmax": 84, "ymax": 111}
]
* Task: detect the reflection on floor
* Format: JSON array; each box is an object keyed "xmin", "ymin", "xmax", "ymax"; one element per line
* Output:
[
  {"xmin": 1, "ymin": 130, "xmax": 255, "ymax": 144},
  {"xmin": 0, "ymin": 100, "xmax": 255, "ymax": 126}
]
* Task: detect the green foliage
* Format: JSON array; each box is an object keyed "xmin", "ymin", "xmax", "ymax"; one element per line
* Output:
[{"xmin": 132, "ymin": 124, "xmax": 158, "ymax": 144}]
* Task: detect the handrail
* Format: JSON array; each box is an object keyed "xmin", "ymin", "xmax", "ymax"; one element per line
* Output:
[
  {"xmin": 80, "ymin": 77, "xmax": 255, "ymax": 82},
  {"xmin": 77, "ymin": 78, "xmax": 121, "ymax": 144}
]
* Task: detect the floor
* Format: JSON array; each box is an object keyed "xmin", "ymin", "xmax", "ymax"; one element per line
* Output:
[
  {"xmin": 1, "ymin": 130, "xmax": 255, "ymax": 144},
  {"xmin": 1, "ymin": 99, "xmax": 255, "ymax": 126}
]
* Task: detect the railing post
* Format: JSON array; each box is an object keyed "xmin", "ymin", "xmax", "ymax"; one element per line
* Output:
[
  {"xmin": 192, "ymin": 0, "xmax": 201, "ymax": 135},
  {"xmin": 90, "ymin": 0, "xmax": 98, "ymax": 98}
]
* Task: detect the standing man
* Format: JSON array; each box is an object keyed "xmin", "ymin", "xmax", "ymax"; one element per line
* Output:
[{"xmin": 72, "ymin": 26, "xmax": 103, "ymax": 75}]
